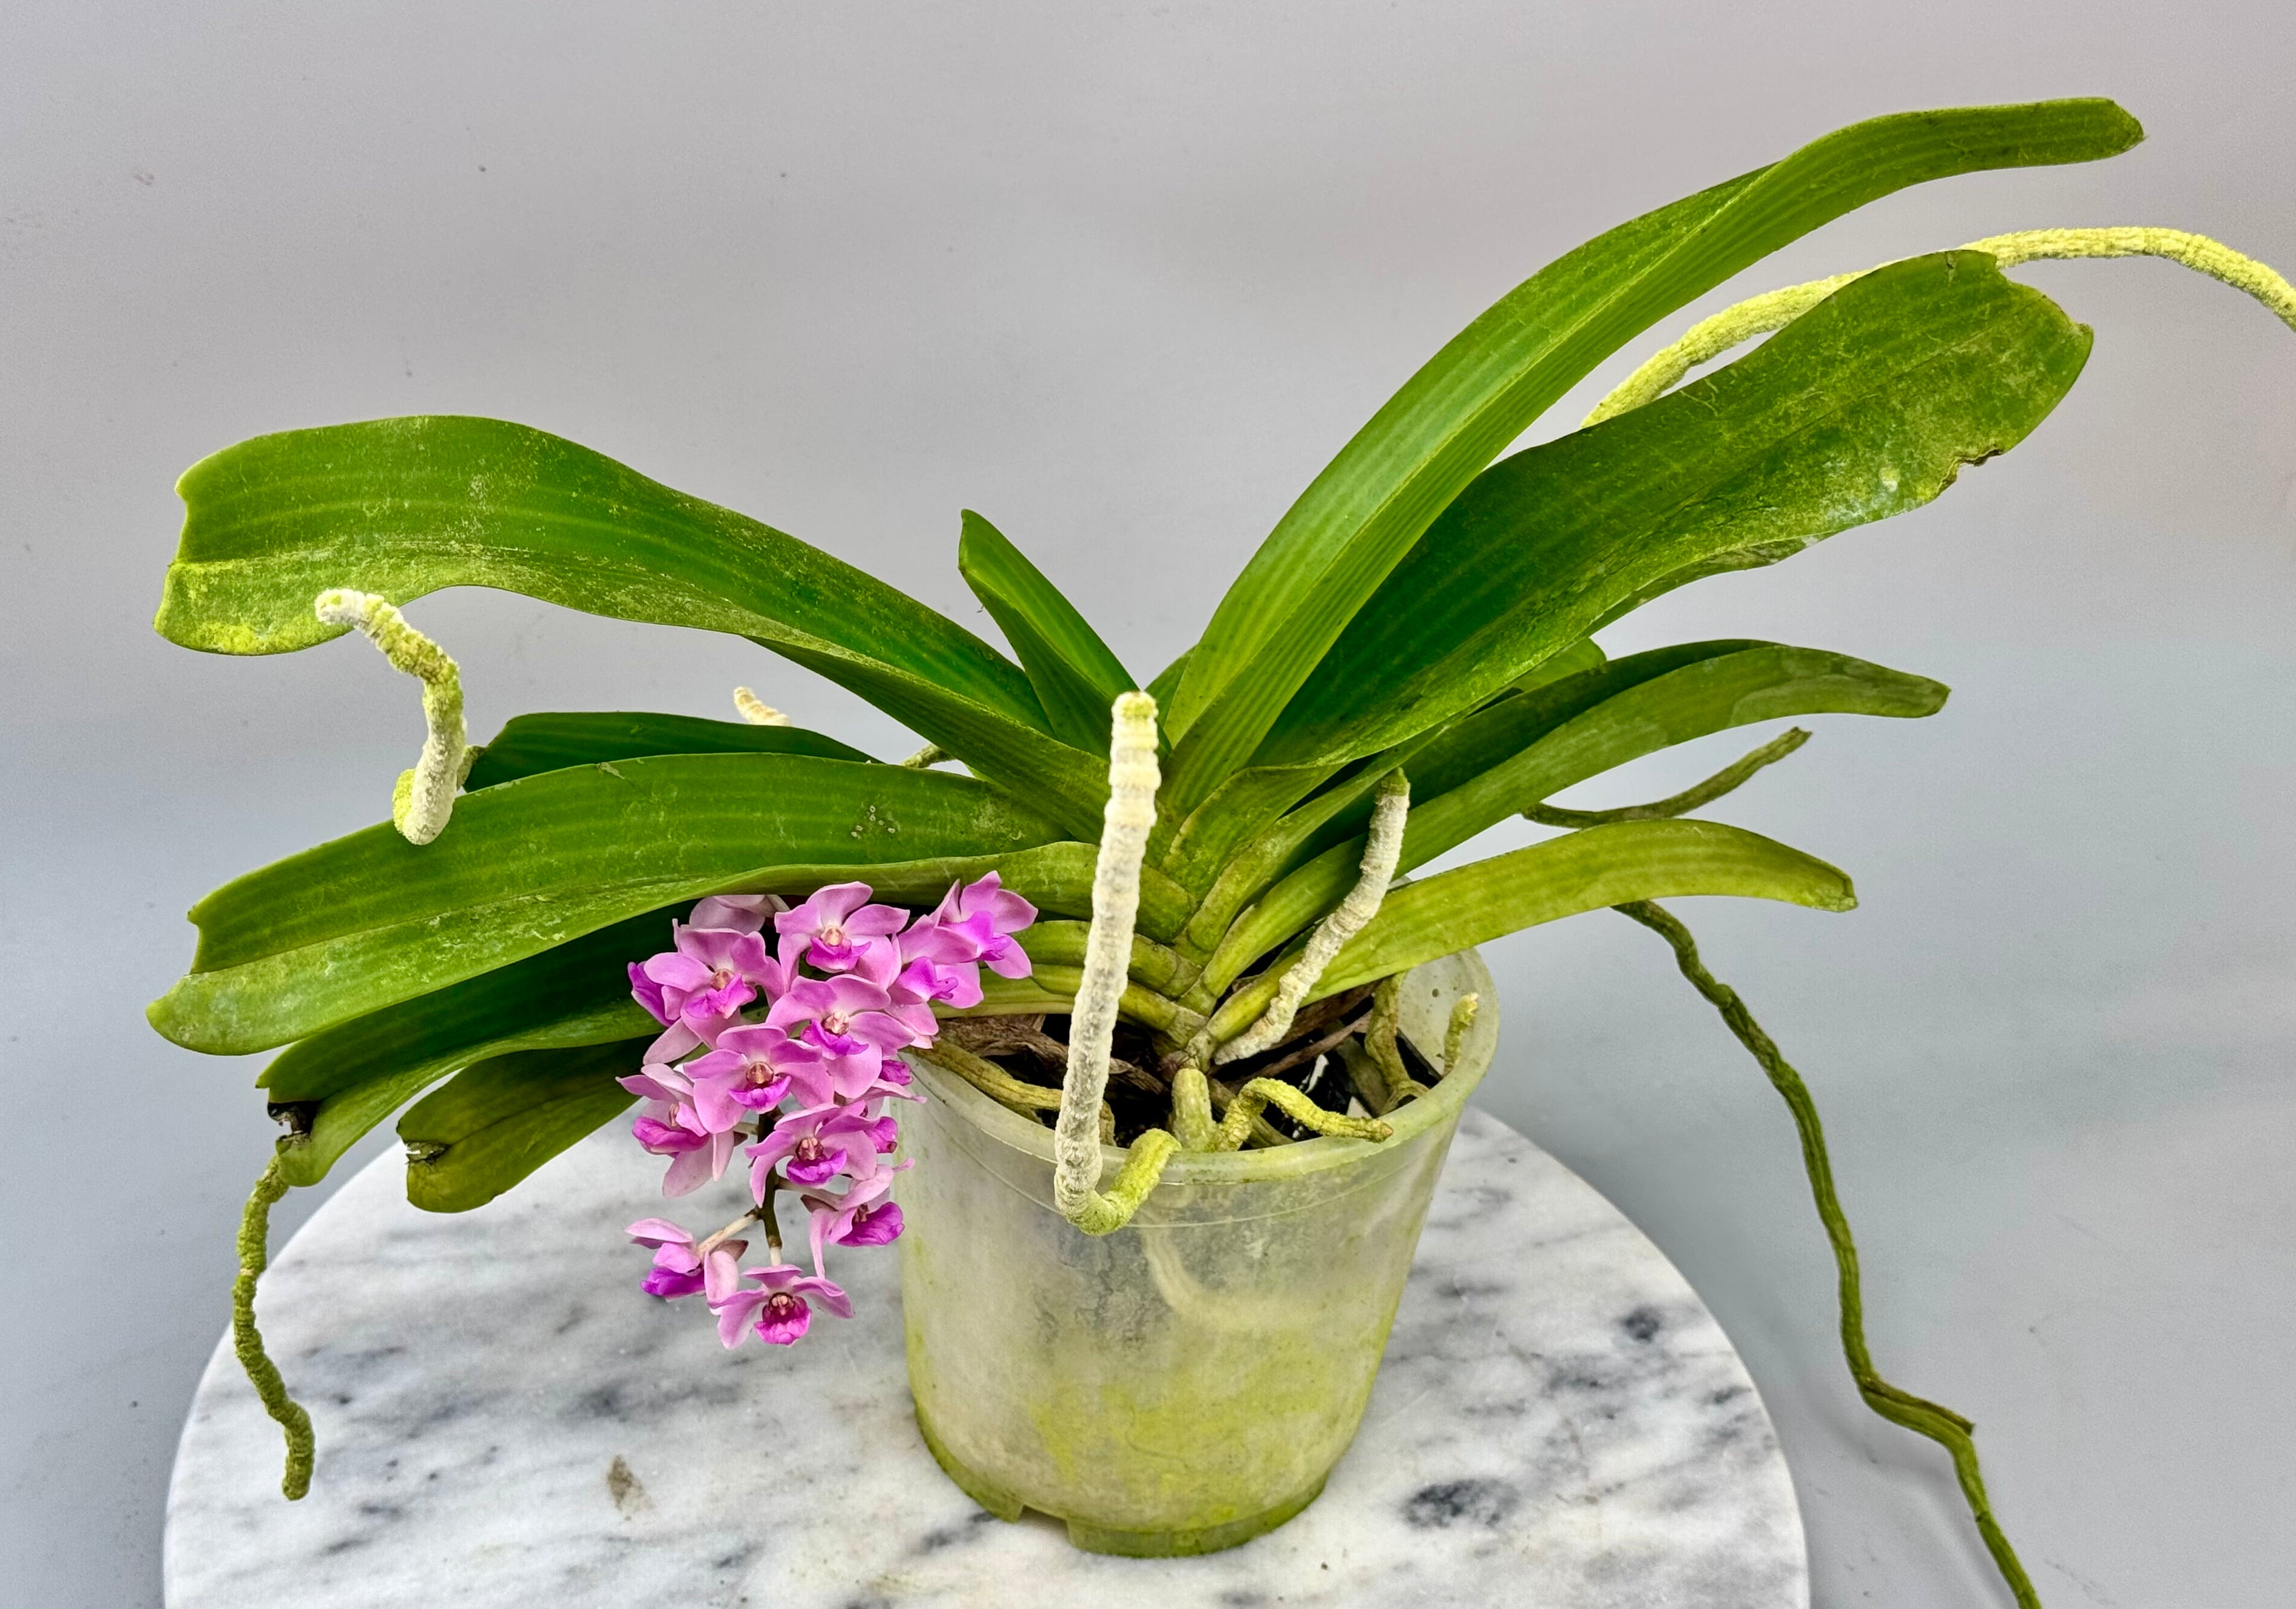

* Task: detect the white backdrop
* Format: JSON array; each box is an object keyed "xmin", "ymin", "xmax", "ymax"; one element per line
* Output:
[{"xmin": 4, "ymin": 4, "xmax": 2291, "ymax": 1604}]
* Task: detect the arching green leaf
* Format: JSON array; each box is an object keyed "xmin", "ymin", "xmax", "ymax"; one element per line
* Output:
[
  {"xmin": 155, "ymin": 415, "xmax": 1110, "ymax": 828},
  {"xmin": 464, "ymin": 711, "xmax": 872, "ymax": 791},
  {"xmin": 1307, "ymin": 819, "xmax": 1856, "ymax": 1000},
  {"xmin": 1206, "ymin": 643, "xmax": 1942, "ymax": 992},
  {"xmin": 259, "ymin": 914, "xmax": 663, "ymax": 1187},
  {"xmin": 400, "ymin": 1039, "xmax": 644, "ymax": 1213},
  {"xmin": 958, "ymin": 510, "xmax": 1136, "ymax": 752},
  {"xmin": 1257, "ymin": 252, "xmax": 2085, "ymax": 768},
  {"xmin": 149, "ymin": 752, "xmax": 1069, "ymax": 1055},
  {"xmin": 1164, "ymin": 100, "xmax": 2137, "ymax": 804}
]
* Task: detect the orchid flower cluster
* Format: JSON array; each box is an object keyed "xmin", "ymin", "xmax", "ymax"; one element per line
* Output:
[{"xmin": 616, "ymin": 875, "xmax": 1036, "ymax": 1346}]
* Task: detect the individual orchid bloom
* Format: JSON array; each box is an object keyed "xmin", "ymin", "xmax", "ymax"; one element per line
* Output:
[
  {"xmin": 619, "ymin": 1060, "xmax": 705, "ymax": 1125},
  {"xmin": 802, "ymin": 1169, "xmax": 908, "ymax": 1276},
  {"xmin": 925, "ymin": 871, "xmax": 1038, "ymax": 979},
  {"xmin": 768, "ymin": 973, "xmax": 923, "ymax": 1053},
  {"xmin": 625, "ymin": 1219, "xmax": 747, "ymax": 1302},
  {"xmin": 768, "ymin": 974, "xmax": 923, "ymax": 1098},
  {"xmin": 630, "ymin": 925, "xmax": 788, "ymax": 1060},
  {"xmin": 682, "ymin": 1024, "xmax": 815, "ymax": 1132},
  {"xmin": 774, "ymin": 882, "xmax": 910, "ymax": 973},
  {"xmin": 688, "ymin": 892, "xmax": 782, "ymax": 935},
  {"xmin": 746, "ymin": 1102, "xmax": 900, "ymax": 1194},
  {"xmin": 624, "ymin": 1077, "xmax": 741, "ymax": 1197},
  {"xmin": 709, "ymin": 1263, "xmax": 853, "ymax": 1348}
]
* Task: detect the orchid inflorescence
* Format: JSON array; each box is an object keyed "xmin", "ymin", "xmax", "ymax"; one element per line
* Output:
[{"xmin": 617, "ymin": 875, "xmax": 1036, "ymax": 1347}]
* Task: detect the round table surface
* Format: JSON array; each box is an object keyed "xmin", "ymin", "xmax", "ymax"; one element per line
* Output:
[{"xmin": 166, "ymin": 1107, "xmax": 1808, "ymax": 1608}]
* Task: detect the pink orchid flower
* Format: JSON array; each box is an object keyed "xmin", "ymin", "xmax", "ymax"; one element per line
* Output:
[
  {"xmin": 682, "ymin": 1024, "xmax": 818, "ymax": 1132},
  {"xmin": 626, "ymin": 1219, "xmax": 747, "ymax": 1302},
  {"xmin": 621, "ymin": 1065, "xmax": 740, "ymax": 1196},
  {"xmin": 774, "ymin": 882, "xmax": 910, "ymax": 973},
  {"xmin": 802, "ymin": 1169, "xmax": 908, "ymax": 1276},
  {"xmin": 768, "ymin": 974, "xmax": 924, "ymax": 1099},
  {"xmin": 746, "ymin": 1102, "xmax": 901, "ymax": 1195},
  {"xmin": 921, "ymin": 872, "xmax": 1038, "ymax": 979},
  {"xmin": 710, "ymin": 1263, "xmax": 852, "ymax": 1348},
  {"xmin": 629, "ymin": 925, "xmax": 788, "ymax": 1061}
]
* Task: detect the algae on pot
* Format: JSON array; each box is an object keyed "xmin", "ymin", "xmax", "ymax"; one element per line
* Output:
[
  {"xmin": 146, "ymin": 97, "xmax": 2291, "ymax": 1605},
  {"xmin": 900, "ymin": 950, "xmax": 1499, "ymax": 1556}
]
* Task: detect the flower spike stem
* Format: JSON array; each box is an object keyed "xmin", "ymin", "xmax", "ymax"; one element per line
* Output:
[
  {"xmin": 1613, "ymin": 899, "xmax": 2041, "ymax": 1609},
  {"xmin": 234, "ymin": 1158, "xmax": 314, "ymax": 1500},
  {"xmin": 1055, "ymin": 692, "xmax": 1180, "ymax": 1234},
  {"xmin": 312, "ymin": 590, "xmax": 470, "ymax": 844},
  {"xmin": 1589, "ymin": 226, "xmax": 2296, "ymax": 427},
  {"xmin": 1217, "ymin": 771, "xmax": 1410, "ymax": 1063}
]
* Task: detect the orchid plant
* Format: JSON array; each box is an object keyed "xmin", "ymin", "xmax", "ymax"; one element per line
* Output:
[{"xmin": 150, "ymin": 98, "xmax": 2292, "ymax": 1607}]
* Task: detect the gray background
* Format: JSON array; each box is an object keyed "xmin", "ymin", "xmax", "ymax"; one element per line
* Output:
[{"xmin": 4, "ymin": 3, "xmax": 2291, "ymax": 1605}]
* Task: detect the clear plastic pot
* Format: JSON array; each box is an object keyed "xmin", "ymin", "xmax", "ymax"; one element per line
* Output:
[{"xmin": 894, "ymin": 950, "xmax": 1498, "ymax": 1556}]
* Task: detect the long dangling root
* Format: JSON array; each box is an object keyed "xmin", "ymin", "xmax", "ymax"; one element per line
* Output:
[
  {"xmin": 1588, "ymin": 225, "xmax": 2296, "ymax": 427},
  {"xmin": 234, "ymin": 1158, "xmax": 314, "ymax": 1500},
  {"xmin": 1613, "ymin": 900, "xmax": 2041, "ymax": 1609}
]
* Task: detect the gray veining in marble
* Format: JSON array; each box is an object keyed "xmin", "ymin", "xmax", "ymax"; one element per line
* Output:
[{"xmin": 165, "ymin": 1108, "xmax": 1807, "ymax": 1608}]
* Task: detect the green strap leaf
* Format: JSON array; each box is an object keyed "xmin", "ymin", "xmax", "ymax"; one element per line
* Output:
[
  {"xmin": 1145, "ymin": 646, "xmax": 1192, "ymax": 710},
  {"xmin": 260, "ymin": 914, "xmax": 663, "ymax": 1187},
  {"xmin": 464, "ymin": 711, "xmax": 872, "ymax": 791},
  {"xmin": 1257, "ymin": 251, "xmax": 2086, "ymax": 768},
  {"xmin": 1154, "ymin": 761, "xmax": 1343, "ymax": 894},
  {"xmin": 1410, "ymin": 644, "xmax": 1947, "ymax": 863},
  {"xmin": 1230, "ymin": 638, "xmax": 1615, "ymax": 879},
  {"xmin": 155, "ymin": 415, "xmax": 1112, "ymax": 829},
  {"xmin": 1007, "ymin": 922, "xmax": 1194, "ymax": 998},
  {"xmin": 957, "ymin": 511, "xmax": 1136, "ymax": 752},
  {"xmin": 150, "ymin": 751, "xmax": 1070, "ymax": 1054},
  {"xmin": 1207, "ymin": 643, "xmax": 1942, "ymax": 993},
  {"xmin": 1167, "ymin": 638, "xmax": 1615, "ymax": 923},
  {"xmin": 1400, "ymin": 640, "xmax": 1744, "ymax": 809},
  {"xmin": 1309, "ymin": 819, "xmax": 1854, "ymax": 1003},
  {"xmin": 1164, "ymin": 99, "xmax": 2138, "ymax": 803},
  {"xmin": 399, "ymin": 1039, "xmax": 643, "ymax": 1212}
]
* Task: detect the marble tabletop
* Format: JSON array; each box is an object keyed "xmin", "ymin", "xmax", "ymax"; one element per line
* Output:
[{"xmin": 166, "ymin": 1107, "xmax": 1808, "ymax": 1608}]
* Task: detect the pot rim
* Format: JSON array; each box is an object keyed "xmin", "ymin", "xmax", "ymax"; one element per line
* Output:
[{"xmin": 903, "ymin": 948, "xmax": 1497, "ymax": 1187}]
